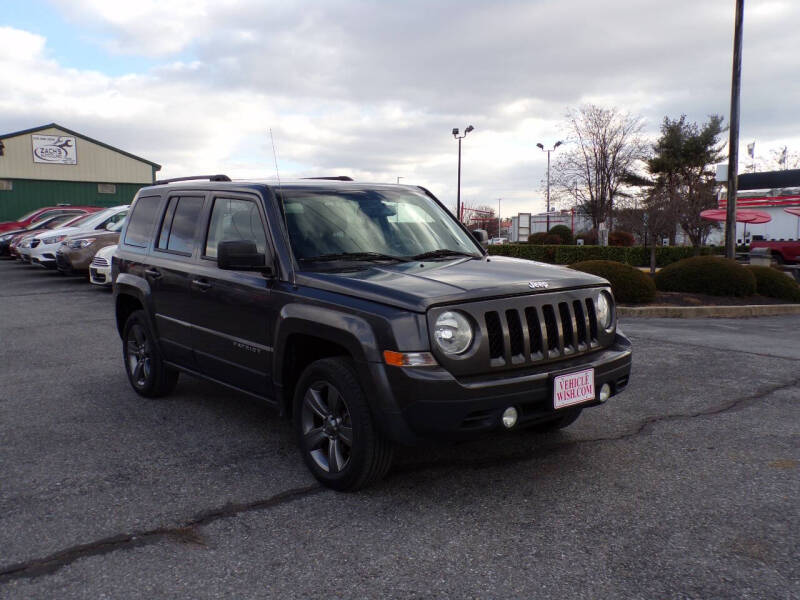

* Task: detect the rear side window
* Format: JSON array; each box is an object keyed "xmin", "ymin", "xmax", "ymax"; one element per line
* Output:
[
  {"xmin": 124, "ymin": 196, "xmax": 161, "ymax": 248},
  {"xmin": 156, "ymin": 196, "xmax": 204, "ymax": 255},
  {"xmin": 204, "ymin": 197, "xmax": 267, "ymax": 258}
]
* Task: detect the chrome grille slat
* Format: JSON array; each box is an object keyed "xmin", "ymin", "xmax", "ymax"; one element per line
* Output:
[
  {"xmin": 485, "ymin": 311, "xmax": 504, "ymax": 363},
  {"xmin": 91, "ymin": 256, "xmax": 110, "ymax": 267},
  {"xmin": 585, "ymin": 298, "xmax": 598, "ymax": 341},
  {"xmin": 524, "ymin": 307, "xmax": 543, "ymax": 360},
  {"xmin": 505, "ymin": 309, "xmax": 525, "ymax": 361},
  {"xmin": 573, "ymin": 299, "xmax": 589, "ymax": 350},
  {"xmin": 558, "ymin": 302, "xmax": 575, "ymax": 354}
]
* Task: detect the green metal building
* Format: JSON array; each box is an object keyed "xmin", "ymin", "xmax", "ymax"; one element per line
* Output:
[{"xmin": 0, "ymin": 123, "xmax": 160, "ymax": 221}]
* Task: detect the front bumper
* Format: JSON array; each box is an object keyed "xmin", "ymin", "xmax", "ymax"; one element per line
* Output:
[
  {"xmin": 367, "ymin": 332, "xmax": 632, "ymax": 444},
  {"xmin": 29, "ymin": 243, "xmax": 59, "ymax": 268},
  {"xmin": 57, "ymin": 245, "xmax": 98, "ymax": 273},
  {"xmin": 89, "ymin": 262, "xmax": 112, "ymax": 285}
]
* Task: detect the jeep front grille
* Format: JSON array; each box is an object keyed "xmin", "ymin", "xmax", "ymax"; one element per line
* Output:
[
  {"xmin": 428, "ymin": 288, "xmax": 613, "ymax": 377},
  {"xmin": 485, "ymin": 299, "xmax": 597, "ymax": 362}
]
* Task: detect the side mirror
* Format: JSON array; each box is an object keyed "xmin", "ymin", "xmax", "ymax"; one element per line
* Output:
[
  {"xmin": 218, "ymin": 240, "xmax": 273, "ymax": 275},
  {"xmin": 470, "ymin": 229, "xmax": 489, "ymax": 247}
]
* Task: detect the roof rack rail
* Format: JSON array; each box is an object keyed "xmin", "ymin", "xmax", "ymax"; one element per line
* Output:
[
  {"xmin": 301, "ymin": 176, "xmax": 354, "ymax": 181},
  {"xmin": 155, "ymin": 174, "xmax": 231, "ymax": 185}
]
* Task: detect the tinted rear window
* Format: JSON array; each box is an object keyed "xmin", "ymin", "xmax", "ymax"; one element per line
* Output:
[
  {"xmin": 156, "ymin": 196, "xmax": 204, "ymax": 255},
  {"xmin": 124, "ymin": 196, "xmax": 161, "ymax": 248}
]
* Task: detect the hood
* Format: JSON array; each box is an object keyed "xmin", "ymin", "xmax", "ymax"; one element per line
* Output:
[
  {"xmin": 0, "ymin": 222, "xmax": 24, "ymax": 233},
  {"xmin": 296, "ymin": 255, "xmax": 608, "ymax": 312},
  {"xmin": 64, "ymin": 230, "xmax": 120, "ymax": 243},
  {"xmin": 33, "ymin": 224, "xmax": 82, "ymax": 241},
  {"xmin": 0, "ymin": 227, "xmax": 29, "ymax": 238}
]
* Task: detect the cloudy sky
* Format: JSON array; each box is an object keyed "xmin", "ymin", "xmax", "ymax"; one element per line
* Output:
[{"xmin": 2, "ymin": 0, "xmax": 798, "ymax": 216}]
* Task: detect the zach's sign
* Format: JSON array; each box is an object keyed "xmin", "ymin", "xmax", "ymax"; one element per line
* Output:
[{"xmin": 32, "ymin": 135, "xmax": 77, "ymax": 165}]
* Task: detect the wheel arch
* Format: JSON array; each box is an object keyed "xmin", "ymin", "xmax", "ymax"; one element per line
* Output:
[
  {"xmin": 113, "ymin": 273, "xmax": 152, "ymax": 338},
  {"xmin": 274, "ymin": 305, "xmax": 381, "ymax": 418}
]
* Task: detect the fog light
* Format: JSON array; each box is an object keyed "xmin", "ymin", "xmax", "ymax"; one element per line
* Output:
[
  {"xmin": 502, "ymin": 406, "xmax": 518, "ymax": 429},
  {"xmin": 599, "ymin": 383, "xmax": 611, "ymax": 403}
]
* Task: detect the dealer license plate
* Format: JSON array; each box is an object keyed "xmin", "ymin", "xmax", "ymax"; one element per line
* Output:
[{"xmin": 553, "ymin": 368, "xmax": 595, "ymax": 410}]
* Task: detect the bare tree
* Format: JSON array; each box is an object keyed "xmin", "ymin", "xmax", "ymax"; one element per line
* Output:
[
  {"xmin": 551, "ymin": 105, "xmax": 648, "ymax": 230},
  {"xmin": 765, "ymin": 146, "xmax": 800, "ymax": 171},
  {"xmin": 461, "ymin": 202, "xmax": 498, "ymax": 237},
  {"xmin": 616, "ymin": 188, "xmax": 682, "ymax": 272}
]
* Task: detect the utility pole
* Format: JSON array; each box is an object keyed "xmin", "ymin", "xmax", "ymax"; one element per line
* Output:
[{"xmin": 725, "ymin": 0, "xmax": 744, "ymax": 259}]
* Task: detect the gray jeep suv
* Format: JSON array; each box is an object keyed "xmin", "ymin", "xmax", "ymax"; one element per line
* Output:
[{"xmin": 113, "ymin": 176, "xmax": 632, "ymax": 490}]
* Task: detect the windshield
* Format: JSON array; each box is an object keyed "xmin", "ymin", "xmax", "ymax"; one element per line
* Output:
[
  {"xmin": 18, "ymin": 208, "xmax": 45, "ymax": 221},
  {"xmin": 279, "ymin": 188, "xmax": 481, "ymax": 267},
  {"xmin": 62, "ymin": 212, "xmax": 96, "ymax": 228}
]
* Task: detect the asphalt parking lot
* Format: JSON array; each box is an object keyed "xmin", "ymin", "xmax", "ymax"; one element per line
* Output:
[{"xmin": 0, "ymin": 258, "xmax": 798, "ymax": 599}]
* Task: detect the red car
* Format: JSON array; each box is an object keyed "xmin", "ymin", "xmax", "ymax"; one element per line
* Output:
[
  {"xmin": 7, "ymin": 213, "xmax": 93, "ymax": 258},
  {"xmin": 0, "ymin": 205, "xmax": 103, "ymax": 234}
]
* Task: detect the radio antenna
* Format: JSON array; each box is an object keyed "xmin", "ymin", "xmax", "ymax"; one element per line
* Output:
[
  {"xmin": 269, "ymin": 127, "xmax": 296, "ymax": 286},
  {"xmin": 269, "ymin": 128, "xmax": 282, "ymax": 188}
]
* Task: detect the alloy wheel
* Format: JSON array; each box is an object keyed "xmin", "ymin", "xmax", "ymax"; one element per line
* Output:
[
  {"xmin": 126, "ymin": 323, "xmax": 152, "ymax": 387},
  {"xmin": 301, "ymin": 381, "xmax": 353, "ymax": 473}
]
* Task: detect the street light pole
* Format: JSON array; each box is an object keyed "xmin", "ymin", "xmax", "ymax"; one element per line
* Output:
[
  {"xmin": 453, "ymin": 125, "xmax": 474, "ymax": 222},
  {"xmin": 396, "ymin": 176, "xmax": 403, "ymax": 184},
  {"xmin": 725, "ymin": 0, "xmax": 745, "ymax": 259},
  {"xmin": 537, "ymin": 141, "xmax": 563, "ymax": 232}
]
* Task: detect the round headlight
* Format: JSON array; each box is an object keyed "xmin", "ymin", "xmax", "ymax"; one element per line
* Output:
[
  {"xmin": 596, "ymin": 291, "xmax": 613, "ymax": 330},
  {"xmin": 433, "ymin": 311, "xmax": 474, "ymax": 355}
]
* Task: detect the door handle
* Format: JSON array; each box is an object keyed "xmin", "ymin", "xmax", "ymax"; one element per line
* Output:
[
  {"xmin": 192, "ymin": 279, "xmax": 212, "ymax": 291},
  {"xmin": 144, "ymin": 268, "xmax": 162, "ymax": 279}
]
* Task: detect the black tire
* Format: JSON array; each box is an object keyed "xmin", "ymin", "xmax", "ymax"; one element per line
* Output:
[
  {"xmin": 529, "ymin": 407, "xmax": 583, "ymax": 433},
  {"xmin": 293, "ymin": 357, "xmax": 393, "ymax": 491},
  {"xmin": 122, "ymin": 310, "xmax": 179, "ymax": 398},
  {"xmin": 771, "ymin": 253, "xmax": 785, "ymax": 267}
]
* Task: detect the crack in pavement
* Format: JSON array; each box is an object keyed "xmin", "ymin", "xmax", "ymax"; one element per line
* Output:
[
  {"xmin": 1, "ymin": 376, "xmax": 797, "ymax": 586},
  {"xmin": 0, "ymin": 484, "xmax": 323, "ymax": 585},
  {"xmin": 393, "ymin": 376, "xmax": 800, "ymax": 475}
]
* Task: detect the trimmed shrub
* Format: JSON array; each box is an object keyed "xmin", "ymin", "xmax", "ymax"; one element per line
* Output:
[
  {"xmin": 608, "ymin": 230, "xmax": 635, "ymax": 247},
  {"xmin": 745, "ymin": 266, "xmax": 800, "ymax": 302},
  {"xmin": 654, "ymin": 256, "xmax": 756, "ymax": 297},
  {"xmin": 528, "ymin": 232, "xmax": 561, "ymax": 245},
  {"xmin": 548, "ymin": 225, "xmax": 574, "ymax": 245},
  {"xmin": 570, "ymin": 260, "xmax": 656, "ymax": 304},
  {"xmin": 487, "ymin": 244, "xmax": 717, "ymax": 267}
]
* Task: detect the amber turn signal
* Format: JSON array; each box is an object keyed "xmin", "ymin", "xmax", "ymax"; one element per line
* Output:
[{"xmin": 383, "ymin": 350, "xmax": 438, "ymax": 368}]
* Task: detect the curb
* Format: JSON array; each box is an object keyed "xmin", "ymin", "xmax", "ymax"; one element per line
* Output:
[{"xmin": 618, "ymin": 304, "xmax": 800, "ymax": 318}]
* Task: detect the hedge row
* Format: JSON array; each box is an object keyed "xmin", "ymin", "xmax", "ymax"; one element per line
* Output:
[
  {"xmin": 570, "ymin": 260, "xmax": 656, "ymax": 304},
  {"xmin": 745, "ymin": 266, "xmax": 800, "ymax": 302},
  {"xmin": 654, "ymin": 257, "xmax": 757, "ymax": 297},
  {"xmin": 487, "ymin": 244, "xmax": 721, "ymax": 267}
]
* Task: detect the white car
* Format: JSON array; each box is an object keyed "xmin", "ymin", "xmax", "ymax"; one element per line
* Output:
[
  {"xmin": 89, "ymin": 244, "xmax": 117, "ymax": 287},
  {"xmin": 28, "ymin": 206, "xmax": 128, "ymax": 269}
]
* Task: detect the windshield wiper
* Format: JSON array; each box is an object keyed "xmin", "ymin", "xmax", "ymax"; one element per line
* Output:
[
  {"xmin": 410, "ymin": 249, "xmax": 479, "ymax": 261},
  {"xmin": 298, "ymin": 252, "xmax": 410, "ymax": 263}
]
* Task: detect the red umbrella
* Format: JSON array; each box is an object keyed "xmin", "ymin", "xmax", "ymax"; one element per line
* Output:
[
  {"xmin": 784, "ymin": 207, "xmax": 800, "ymax": 217},
  {"xmin": 700, "ymin": 208, "xmax": 772, "ymax": 224},
  {"xmin": 700, "ymin": 208, "xmax": 771, "ymax": 241}
]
